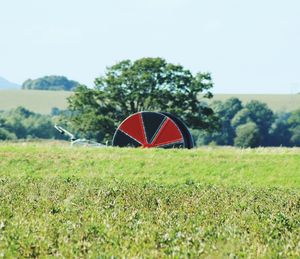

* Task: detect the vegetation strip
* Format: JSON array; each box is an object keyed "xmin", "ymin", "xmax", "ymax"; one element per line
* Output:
[{"xmin": 0, "ymin": 144, "xmax": 300, "ymax": 257}]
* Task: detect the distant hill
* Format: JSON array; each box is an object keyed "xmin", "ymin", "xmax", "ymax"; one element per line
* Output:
[{"xmin": 0, "ymin": 77, "xmax": 20, "ymax": 89}]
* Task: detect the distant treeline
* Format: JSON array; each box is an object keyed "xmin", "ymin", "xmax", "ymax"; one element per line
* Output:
[
  {"xmin": 22, "ymin": 75, "xmax": 80, "ymax": 91},
  {"xmin": 192, "ymin": 98, "xmax": 300, "ymax": 147},
  {"xmin": 0, "ymin": 107, "xmax": 63, "ymax": 140},
  {"xmin": 0, "ymin": 98, "xmax": 299, "ymax": 147}
]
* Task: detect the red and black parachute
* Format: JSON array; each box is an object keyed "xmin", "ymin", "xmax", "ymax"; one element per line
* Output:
[{"xmin": 112, "ymin": 112, "xmax": 194, "ymax": 149}]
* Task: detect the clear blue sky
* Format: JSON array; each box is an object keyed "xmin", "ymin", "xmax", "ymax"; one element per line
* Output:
[{"xmin": 1, "ymin": 0, "xmax": 299, "ymax": 93}]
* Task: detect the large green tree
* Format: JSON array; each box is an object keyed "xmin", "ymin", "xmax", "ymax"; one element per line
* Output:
[{"xmin": 67, "ymin": 57, "xmax": 217, "ymax": 142}]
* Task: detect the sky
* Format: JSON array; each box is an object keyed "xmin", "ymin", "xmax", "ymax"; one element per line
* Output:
[{"xmin": 0, "ymin": 0, "xmax": 300, "ymax": 93}]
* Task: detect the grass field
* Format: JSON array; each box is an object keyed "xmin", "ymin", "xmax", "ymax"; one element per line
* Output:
[
  {"xmin": 0, "ymin": 90, "xmax": 71, "ymax": 114},
  {"xmin": 1, "ymin": 90, "xmax": 300, "ymax": 114},
  {"xmin": 212, "ymin": 94, "xmax": 300, "ymax": 112},
  {"xmin": 1, "ymin": 142, "xmax": 300, "ymax": 257}
]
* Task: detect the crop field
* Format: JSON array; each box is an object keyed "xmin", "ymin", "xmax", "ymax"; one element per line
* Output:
[
  {"xmin": 212, "ymin": 94, "xmax": 300, "ymax": 112},
  {"xmin": 1, "ymin": 90, "xmax": 300, "ymax": 114},
  {"xmin": 0, "ymin": 143, "xmax": 300, "ymax": 257},
  {"xmin": 0, "ymin": 90, "xmax": 71, "ymax": 114}
]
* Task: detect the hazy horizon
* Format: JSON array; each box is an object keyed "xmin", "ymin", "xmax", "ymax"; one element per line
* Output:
[{"xmin": 1, "ymin": 0, "xmax": 299, "ymax": 94}]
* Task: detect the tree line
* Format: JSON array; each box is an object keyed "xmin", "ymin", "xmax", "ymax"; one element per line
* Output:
[
  {"xmin": 0, "ymin": 57, "xmax": 299, "ymax": 147},
  {"xmin": 0, "ymin": 107, "xmax": 62, "ymax": 140},
  {"xmin": 0, "ymin": 101, "xmax": 299, "ymax": 148},
  {"xmin": 22, "ymin": 76, "xmax": 80, "ymax": 91},
  {"xmin": 192, "ymin": 98, "xmax": 300, "ymax": 147}
]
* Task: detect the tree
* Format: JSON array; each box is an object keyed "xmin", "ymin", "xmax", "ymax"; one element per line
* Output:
[
  {"xmin": 234, "ymin": 122, "xmax": 260, "ymax": 148},
  {"xmin": 269, "ymin": 112, "xmax": 292, "ymax": 146},
  {"xmin": 288, "ymin": 109, "xmax": 300, "ymax": 146},
  {"xmin": 0, "ymin": 107, "xmax": 63, "ymax": 140},
  {"xmin": 0, "ymin": 128, "xmax": 16, "ymax": 140},
  {"xmin": 231, "ymin": 108, "xmax": 252, "ymax": 128},
  {"xmin": 244, "ymin": 100, "xmax": 274, "ymax": 145},
  {"xmin": 288, "ymin": 109, "xmax": 300, "ymax": 127},
  {"xmin": 68, "ymin": 57, "xmax": 218, "ymax": 142},
  {"xmin": 290, "ymin": 126, "xmax": 300, "ymax": 146},
  {"xmin": 214, "ymin": 98, "xmax": 243, "ymax": 144},
  {"xmin": 231, "ymin": 101, "xmax": 274, "ymax": 146},
  {"xmin": 3, "ymin": 107, "xmax": 32, "ymax": 138},
  {"xmin": 66, "ymin": 87, "xmax": 117, "ymax": 141},
  {"xmin": 22, "ymin": 76, "xmax": 80, "ymax": 91},
  {"xmin": 197, "ymin": 98, "xmax": 243, "ymax": 145}
]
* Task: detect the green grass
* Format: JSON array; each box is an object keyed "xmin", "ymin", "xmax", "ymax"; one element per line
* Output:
[
  {"xmin": 1, "ymin": 143, "xmax": 300, "ymax": 257},
  {"xmin": 1, "ymin": 90, "xmax": 300, "ymax": 114}
]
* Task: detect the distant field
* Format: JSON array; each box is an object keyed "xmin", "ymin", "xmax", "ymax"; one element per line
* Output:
[
  {"xmin": 212, "ymin": 94, "xmax": 300, "ymax": 112},
  {"xmin": 0, "ymin": 90, "xmax": 300, "ymax": 114},
  {"xmin": 0, "ymin": 90, "xmax": 72, "ymax": 114},
  {"xmin": 1, "ymin": 143, "xmax": 300, "ymax": 257}
]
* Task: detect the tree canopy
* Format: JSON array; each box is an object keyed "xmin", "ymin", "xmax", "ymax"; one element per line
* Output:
[
  {"xmin": 234, "ymin": 122, "xmax": 260, "ymax": 148},
  {"xmin": 22, "ymin": 76, "xmax": 80, "ymax": 91},
  {"xmin": 67, "ymin": 57, "xmax": 218, "ymax": 142},
  {"xmin": 192, "ymin": 99, "xmax": 289, "ymax": 148},
  {"xmin": 195, "ymin": 98, "xmax": 243, "ymax": 146},
  {"xmin": 0, "ymin": 107, "xmax": 61, "ymax": 140},
  {"xmin": 288, "ymin": 109, "xmax": 300, "ymax": 146}
]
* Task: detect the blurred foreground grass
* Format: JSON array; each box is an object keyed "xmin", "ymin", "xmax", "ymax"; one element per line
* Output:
[{"xmin": 0, "ymin": 143, "xmax": 300, "ymax": 257}]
